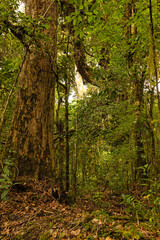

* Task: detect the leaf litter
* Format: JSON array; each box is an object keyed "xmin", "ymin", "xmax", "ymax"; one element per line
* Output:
[{"xmin": 0, "ymin": 177, "xmax": 159, "ymax": 239}]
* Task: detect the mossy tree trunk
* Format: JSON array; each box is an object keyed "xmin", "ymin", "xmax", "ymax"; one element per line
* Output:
[{"xmin": 7, "ymin": 0, "xmax": 57, "ymax": 179}]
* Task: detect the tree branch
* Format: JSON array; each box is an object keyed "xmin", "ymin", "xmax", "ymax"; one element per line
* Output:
[
  {"xmin": 3, "ymin": 20, "xmax": 30, "ymax": 50},
  {"xmin": 74, "ymin": 39, "xmax": 100, "ymax": 87}
]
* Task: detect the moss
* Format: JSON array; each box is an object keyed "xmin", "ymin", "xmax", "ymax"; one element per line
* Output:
[{"xmin": 39, "ymin": 231, "xmax": 50, "ymax": 240}]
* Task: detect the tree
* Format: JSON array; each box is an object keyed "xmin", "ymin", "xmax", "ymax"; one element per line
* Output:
[{"xmin": 5, "ymin": 0, "xmax": 58, "ymax": 179}]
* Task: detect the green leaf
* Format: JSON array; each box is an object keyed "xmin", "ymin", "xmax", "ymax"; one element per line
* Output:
[
  {"xmin": 0, "ymin": 185, "xmax": 10, "ymax": 189},
  {"xmin": 88, "ymin": 16, "xmax": 93, "ymax": 23},
  {"xmin": 0, "ymin": 179, "xmax": 6, "ymax": 183},
  {"xmin": 86, "ymin": 12, "xmax": 92, "ymax": 16},
  {"xmin": 121, "ymin": 193, "xmax": 126, "ymax": 200},
  {"xmin": 66, "ymin": 16, "xmax": 72, "ymax": 23},
  {"xmin": 46, "ymin": 16, "xmax": 52, "ymax": 21},
  {"xmin": 73, "ymin": 19, "xmax": 77, "ymax": 26},
  {"xmin": 3, "ymin": 166, "xmax": 10, "ymax": 176},
  {"xmin": 1, "ymin": 174, "xmax": 10, "ymax": 181},
  {"xmin": 43, "ymin": 24, "xmax": 50, "ymax": 30},
  {"xmin": 93, "ymin": 9, "xmax": 98, "ymax": 14},
  {"xmin": 90, "ymin": 2, "xmax": 98, "ymax": 12},
  {"xmin": 75, "ymin": 29, "xmax": 81, "ymax": 36},
  {"xmin": 1, "ymin": 189, "xmax": 10, "ymax": 200},
  {"xmin": 80, "ymin": 31, "xmax": 84, "ymax": 38}
]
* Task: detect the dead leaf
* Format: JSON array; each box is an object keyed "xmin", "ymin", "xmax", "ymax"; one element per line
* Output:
[
  {"xmin": 71, "ymin": 229, "xmax": 81, "ymax": 236},
  {"xmin": 115, "ymin": 224, "xmax": 122, "ymax": 229},
  {"xmin": 25, "ymin": 206, "xmax": 29, "ymax": 211},
  {"xmin": 92, "ymin": 218, "xmax": 99, "ymax": 223}
]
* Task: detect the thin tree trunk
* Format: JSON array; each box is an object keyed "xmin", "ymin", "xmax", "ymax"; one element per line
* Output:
[
  {"xmin": 125, "ymin": 1, "xmax": 146, "ymax": 181},
  {"xmin": 73, "ymin": 112, "xmax": 78, "ymax": 200},
  {"xmin": 58, "ymin": 119, "xmax": 64, "ymax": 189},
  {"xmin": 149, "ymin": 0, "xmax": 160, "ymax": 125},
  {"xmin": 56, "ymin": 84, "xmax": 64, "ymax": 190},
  {"xmin": 133, "ymin": 71, "xmax": 146, "ymax": 180},
  {"xmin": 149, "ymin": 88, "xmax": 157, "ymax": 179},
  {"xmin": 65, "ymin": 77, "xmax": 70, "ymax": 192}
]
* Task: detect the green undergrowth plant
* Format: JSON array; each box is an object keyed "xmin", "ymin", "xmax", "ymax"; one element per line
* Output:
[
  {"xmin": 122, "ymin": 177, "xmax": 160, "ymax": 226},
  {"xmin": 0, "ymin": 156, "xmax": 19, "ymax": 200},
  {"xmin": 114, "ymin": 223, "xmax": 145, "ymax": 240},
  {"xmin": 142, "ymin": 179, "xmax": 160, "ymax": 224},
  {"xmin": 93, "ymin": 191, "xmax": 104, "ymax": 206},
  {"xmin": 0, "ymin": 159, "xmax": 13, "ymax": 200},
  {"xmin": 121, "ymin": 194, "xmax": 144, "ymax": 224}
]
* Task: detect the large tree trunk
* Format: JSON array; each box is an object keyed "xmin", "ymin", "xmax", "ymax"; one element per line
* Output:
[{"xmin": 7, "ymin": 0, "xmax": 57, "ymax": 179}]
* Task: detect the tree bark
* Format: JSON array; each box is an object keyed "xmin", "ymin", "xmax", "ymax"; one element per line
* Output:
[{"xmin": 6, "ymin": 0, "xmax": 57, "ymax": 179}]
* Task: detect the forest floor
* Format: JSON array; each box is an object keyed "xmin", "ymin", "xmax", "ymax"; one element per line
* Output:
[{"xmin": 0, "ymin": 178, "xmax": 160, "ymax": 240}]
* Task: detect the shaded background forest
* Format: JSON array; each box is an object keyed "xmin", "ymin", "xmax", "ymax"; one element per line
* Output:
[{"xmin": 0, "ymin": 0, "xmax": 160, "ymax": 201}]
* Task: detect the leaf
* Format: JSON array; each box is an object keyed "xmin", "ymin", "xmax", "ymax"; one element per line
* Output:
[
  {"xmin": 1, "ymin": 189, "xmax": 10, "ymax": 200},
  {"xmin": 0, "ymin": 179, "xmax": 6, "ymax": 183},
  {"xmin": 43, "ymin": 24, "xmax": 50, "ymax": 30},
  {"xmin": 73, "ymin": 19, "xmax": 77, "ymax": 26},
  {"xmin": 13, "ymin": 182, "xmax": 21, "ymax": 186},
  {"xmin": 1, "ymin": 174, "xmax": 10, "ymax": 181},
  {"xmin": 66, "ymin": 16, "xmax": 72, "ymax": 23},
  {"xmin": 93, "ymin": 9, "xmax": 98, "ymax": 14},
  {"xmin": 88, "ymin": 16, "xmax": 93, "ymax": 23},
  {"xmin": 71, "ymin": 229, "xmax": 81, "ymax": 236},
  {"xmin": 75, "ymin": 29, "xmax": 81, "ymax": 36},
  {"xmin": 90, "ymin": 2, "xmax": 98, "ymax": 12},
  {"xmin": 121, "ymin": 194, "xmax": 126, "ymax": 200},
  {"xmin": 3, "ymin": 166, "xmax": 10, "ymax": 176},
  {"xmin": 0, "ymin": 185, "xmax": 10, "ymax": 189},
  {"xmin": 46, "ymin": 16, "xmax": 52, "ymax": 21},
  {"xmin": 80, "ymin": 31, "xmax": 84, "ymax": 38},
  {"xmin": 86, "ymin": 12, "xmax": 92, "ymax": 16}
]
